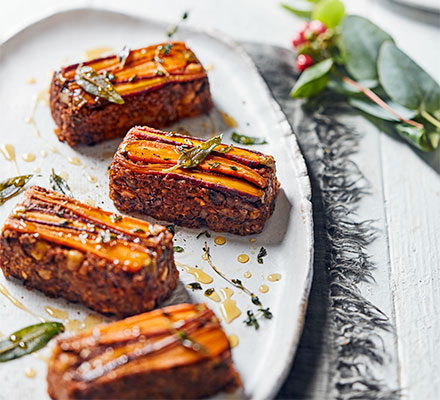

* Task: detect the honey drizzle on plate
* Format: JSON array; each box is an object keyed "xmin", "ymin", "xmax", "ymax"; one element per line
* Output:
[
  {"xmin": 267, "ymin": 273, "xmax": 281, "ymax": 282},
  {"xmin": 0, "ymin": 283, "xmax": 46, "ymax": 322},
  {"xmin": 177, "ymin": 262, "xmax": 214, "ymax": 284},
  {"xmin": 228, "ymin": 334, "xmax": 239, "ymax": 348},
  {"xmin": 220, "ymin": 287, "xmax": 241, "ymax": 323},
  {"xmin": 0, "ymin": 144, "xmax": 19, "ymax": 174}
]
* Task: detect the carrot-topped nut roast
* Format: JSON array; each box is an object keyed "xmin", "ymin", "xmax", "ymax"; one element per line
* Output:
[
  {"xmin": 47, "ymin": 303, "xmax": 241, "ymax": 399},
  {"xmin": 0, "ymin": 186, "xmax": 178, "ymax": 316},
  {"xmin": 50, "ymin": 42, "xmax": 213, "ymax": 147},
  {"xmin": 109, "ymin": 126, "xmax": 280, "ymax": 235}
]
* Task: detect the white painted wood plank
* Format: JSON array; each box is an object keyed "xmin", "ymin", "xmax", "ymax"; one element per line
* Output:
[{"xmin": 379, "ymin": 132, "xmax": 440, "ymax": 400}]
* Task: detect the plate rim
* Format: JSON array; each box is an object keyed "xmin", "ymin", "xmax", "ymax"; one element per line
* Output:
[{"xmin": 0, "ymin": 7, "xmax": 314, "ymax": 399}]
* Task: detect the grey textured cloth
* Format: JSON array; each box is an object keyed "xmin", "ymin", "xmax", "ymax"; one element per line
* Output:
[{"xmin": 244, "ymin": 43, "xmax": 398, "ymax": 400}]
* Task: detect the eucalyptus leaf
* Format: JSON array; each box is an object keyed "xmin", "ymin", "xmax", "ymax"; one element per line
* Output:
[
  {"xmin": 75, "ymin": 65, "xmax": 124, "ymax": 104},
  {"xmin": 231, "ymin": 132, "xmax": 267, "ymax": 145},
  {"xmin": 349, "ymin": 97, "xmax": 417, "ymax": 122},
  {"xmin": 281, "ymin": 4, "xmax": 312, "ymax": 19},
  {"xmin": 50, "ymin": 169, "xmax": 73, "ymax": 197},
  {"xmin": 312, "ymin": 0, "xmax": 345, "ymax": 28},
  {"xmin": 0, "ymin": 175, "xmax": 33, "ymax": 206},
  {"xmin": 291, "ymin": 58, "xmax": 333, "ymax": 98},
  {"xmin": 394, "ymin": 123, "xmax": 439, "ymax": 152},
  {"xmin": 0, "ymin": 322, "xmax": 64, "ymax": 362},
  {"xmin": 340, "ymin": 15, "xmax": 393, "ymax": 81},
  {"xmin": 328, "ymin": 76, "xmax": 378, "ymax": 95},
  {"xmin": 378, "ymin": 41, "xmax": 440, "ymax": 114}
]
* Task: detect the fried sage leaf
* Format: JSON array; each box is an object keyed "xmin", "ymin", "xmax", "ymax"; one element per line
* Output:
[
  {"xmin": 165, "ymin": 134, "xmax": 223, "ymax": 172},
  {"xmin": 231, "ymin": 132, "xmax": 267, "ymax": 145},
  {"xmin": 50, "ymin": 169, "xmax": 73, "ymax": 197},
  {"xmin": 0, "ymin": 322, "xmax": 64, "ymax": 362},
  {"xmin": 0, "ymin": 175, "xmax": 33, "ymax": 206},
  {"xmin": 75, "ymin": 65, "xmax": 124, "ymax": 104},
  {"xmin": 118, "ymin": 45, "xmax": 130, "ymax": 68}
]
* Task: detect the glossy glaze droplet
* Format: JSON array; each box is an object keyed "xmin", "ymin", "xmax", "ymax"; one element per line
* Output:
[
  {"xmin": 1, "ymin": 144, "xmax": 15, "ymax": 161},
  {"xmin": 33, "ymin": 167, "xmax": 41, "ymax": 173},
  {"xmin": 87, "ymin": 175, "xmax": 97, "ymax": 183},
  {"xmin": 24, "ymin": 367, "xmax": 36, "ymax": 378},
  {"xmin": 220, "ymin": 287, "xmax": 241, "ymax": 323},
  {"xmin": 40, "ymin": 150, "xmax": 48, "ymax": 158},
  {"xmin": 228, "ymin": 334, "xmax": 239, "ymax": 348},
  {"xmin": 49, "ymin": 145, "xmax": 59, "ymax": 153},
  {"xmin": 22, "ymin": 153, "xmax": 36, "ymax": 162},
  {"xmin": 243, "ymin": 271, "xmax": 252, "ymax": 279},
  {"xmin": 259, "ymin": 284, "xmax": 269, "ymax": 293},
  {"xmin": 267, "ymin": 273, "xmax": 282, "ymax": 282},
  {"xmin": 0, "ymin": 283, "xmax": 46, "ymax": 322},
  {"xmin": 179, "ymin": 263, "xmax": 213, "ymax": 284},
  {"xmin": 66, "ymin": 319, "xmax": 83, "ymax": 333},
  {"xmin": 204, "ymin": 288, "xmax": 221, "ymax": 303},
  {"xmin": 214, "ymin": 236, "xmax": 226, "ymax": 245},
  {"xmin": 59, "ymin": 171, "xmax": 69, "ymax": 181},
  {"xmin": 217, "ymin": 109, "xmax": 238, "ymax": 128},
  {"xmin": 84, "ymin": 198, "xmax": 95, "ymax": 207},
  {"xmin": 82, "ymin": 314, "xmax": 103, "ymax": 330},
  {"xmin": 26, "ymin": 78, "xmax": 36, "ymax": 84},
  {"xmin": 85, "ymin": 46, "xmax": 114, "ymax": 60},
  {"xmin": 237, "ymin": 254, "xmax": 249, "ymax": 263},
  {"xmin": 45, "ymin": 306, "xmax": 68, "ymax": 320},
  {"xmin": 68, "ymin": 156, "xmax": 82, "ymax": 166}
]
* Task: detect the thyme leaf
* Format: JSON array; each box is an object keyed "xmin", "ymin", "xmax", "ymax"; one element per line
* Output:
[
  {"xmin": 231, "ymin": 132, "xmax": 267, "ymax": 145},
  {"xmin": 166, "ymin": 224, "xmax": 175, "ymax": 235},
  {"xmin": 158, "ymin": 43, "xmax": 173, "ymax": 55},
  {"xmin": 75, "ymin": 65, "xmax": 124, "ymax": 104},
  {"xmin": 50, "ymin": 169, "xmax": 73, "ymax": 197},
  {"xmin": 110, "ymin": 214, "xmax": 122, "ymax": 223},
  {"xmin": 218, "ymin": 144, "xmax": 233, "ymax": 153},
  {"xmin": 174, "ymin": 246, "xmax": 184, "ymax": 253},
  {"xmin": 128, "ymin": 74, "xmax": 138, "ymax": 82},
  {"xmin": 204, "ymin": 288, "xmax": 215, "ymax": 296},
  {"xmin": 257, "ymin": 247, "xmax": 267, "ymax": 264},
  {"xmin": 167, "ymin": 11, "xmax": 189, "ymax": 38},
  {"xmin": 243, "ymin": 311, "xmax": 259, "ymax": 330},
  {"xmin": 187, "ymin": 282, "xmax": 202, "ymax": 290},
  {"xmin": 0, "ymin": 175, "xmax": 33, "ymax": 206},
  {"xmin": 196, "ymin": 230, "xmax": 211, "ymax": 239},
  {"xmin": 97, "ymin": 230, "xmax": 117, "ymax": 243}
]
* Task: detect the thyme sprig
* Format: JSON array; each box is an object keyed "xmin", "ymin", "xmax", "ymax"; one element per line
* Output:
[{"xmin": 201, "ymin": 241, "xmax": 273, "ymax": 328}]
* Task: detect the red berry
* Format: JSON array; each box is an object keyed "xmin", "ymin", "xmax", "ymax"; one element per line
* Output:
[
  {"xmin": 298, "ymin": 21, "xmax": 310, "ymax": 35},
  {"xmin": 292, "ymin": 32, "xmax": 306, "ymax": 48},
  {"xmin": 296, "ymin": 54, "xmax": 314, "ymax": 72},
  {"xmin": 309, "ymin": 20, "xmax": 326, "ymax": 34}
]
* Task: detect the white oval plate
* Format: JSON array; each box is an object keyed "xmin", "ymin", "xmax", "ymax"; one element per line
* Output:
[{"xmin": 0, "ymin": 8, "xmax": 313, "ymax": 400}]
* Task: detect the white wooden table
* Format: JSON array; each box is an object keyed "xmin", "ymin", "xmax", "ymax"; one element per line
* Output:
[{"xmin": 1, "ymin": 1, "xmax": 439, "ymax": 399}]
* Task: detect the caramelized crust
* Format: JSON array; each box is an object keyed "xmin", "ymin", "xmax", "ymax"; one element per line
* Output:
[
  {"xmin": 109, "ymin": 126, "xmax": 280, "ymax": 235},
  {"xmin": 47, "ymin": 303, "xmax": 241, "ymax": 399},
  {"xmin": 50, "ymin": 42, "xmax": 213, "ymax": 147},
  {"xmin": 0, "ymin": 186, "xmax": 178, "ymax": 316}
]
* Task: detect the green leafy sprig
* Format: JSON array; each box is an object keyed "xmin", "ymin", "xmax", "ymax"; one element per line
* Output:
[{"xmin": 283, "ymin": 1, "xmax": 440, "ymax": 151}]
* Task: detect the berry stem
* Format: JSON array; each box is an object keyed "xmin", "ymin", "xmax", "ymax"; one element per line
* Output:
[
  {"xmin": 342, "ymin": 76, "xmax": 423, "ymax": 129},
  {"xmin": 421, "ymin": 110, "xmax": 440, "ymax": 129}
]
